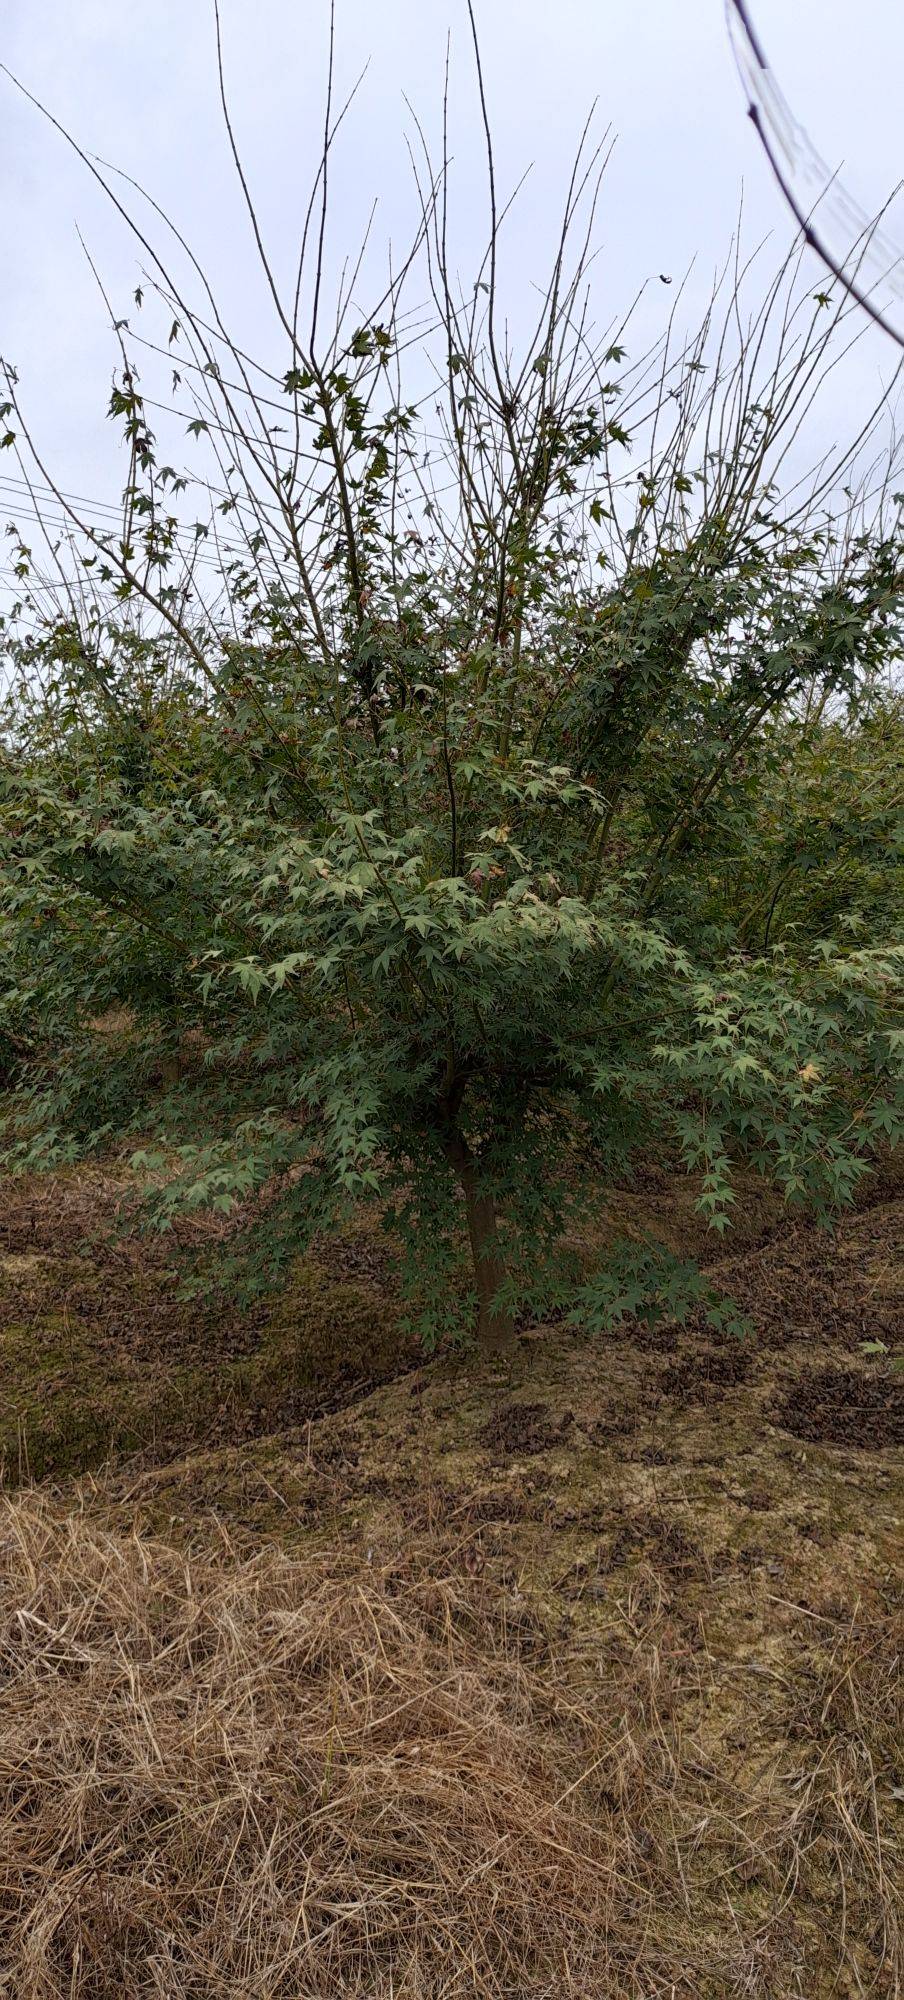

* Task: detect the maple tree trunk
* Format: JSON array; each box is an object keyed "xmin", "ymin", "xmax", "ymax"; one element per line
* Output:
[{"xmin": 445, "ymin": 1129, "xmax": 516, "ymax": 1358}]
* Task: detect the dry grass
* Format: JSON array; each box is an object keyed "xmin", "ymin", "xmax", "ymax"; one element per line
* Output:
[
  {"xmin": 0, "ymin": 1491, "xmax": 900, "ymax": 1998},
  {"xmin": 0, "ymin": 1157, "xmax": 901, "ymax": 1994},
  {"xmin": 0, "ymin": 1496, "xmax": 611, "ymax": 1998}
]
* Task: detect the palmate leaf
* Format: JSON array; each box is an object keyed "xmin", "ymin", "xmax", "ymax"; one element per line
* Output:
[{"xmin": 569, "ymin": 1239, "xmax": 752, "ymax": 1342}]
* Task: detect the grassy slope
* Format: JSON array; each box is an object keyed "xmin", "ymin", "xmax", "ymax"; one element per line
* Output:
[
  {"xmin": 0, "ymin": 1159, "xmax": 901, "ymax": 1996},
  {"xmin": 0, "ymin": 1154, "xmax": 794, "ymax": 1483},
  {"xmin": 0, "ymin": 1165, "xmax": 413, "ymax": 1479}
]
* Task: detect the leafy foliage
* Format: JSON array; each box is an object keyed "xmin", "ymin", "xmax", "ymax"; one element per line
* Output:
[{"xmin": 1, "ymin": 63, "xmax": 902, "ymax": 1348}]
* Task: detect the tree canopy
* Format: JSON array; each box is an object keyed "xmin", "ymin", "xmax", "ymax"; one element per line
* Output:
[{"xmin": 1, "ymin": 39, "xmax": 902, "ymax": 1350}]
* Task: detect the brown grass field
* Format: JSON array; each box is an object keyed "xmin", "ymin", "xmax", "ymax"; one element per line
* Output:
[{"xmin": 0, "ymin": 1158, "xmax": 901, "ymax": 1996}]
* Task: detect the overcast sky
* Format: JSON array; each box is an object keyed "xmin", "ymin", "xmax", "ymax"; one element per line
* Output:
[{"xmin": 2, "ymin": 0, "xmax": 904, "ymax": 564}]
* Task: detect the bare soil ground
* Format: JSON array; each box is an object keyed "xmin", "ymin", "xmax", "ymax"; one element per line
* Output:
[{"xmin": 0, "ymin": 1159, "xmax": 901, "ymax": 1995}]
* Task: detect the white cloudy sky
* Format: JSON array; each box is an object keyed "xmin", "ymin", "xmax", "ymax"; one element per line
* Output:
[{"xmin": 2, "ymin": 0, "xmax": 904, "ymax": 556}]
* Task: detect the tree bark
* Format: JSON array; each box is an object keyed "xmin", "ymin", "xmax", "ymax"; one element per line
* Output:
[{"xmin": 444, "ymin": 1129, "xmax": 517, "ymax": 1358}]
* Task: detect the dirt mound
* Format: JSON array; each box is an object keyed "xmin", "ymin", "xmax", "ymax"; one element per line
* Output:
[
  {"xmin": 660, "ymin": 1343, "xmax": 753, "ymax": 1402},
  {"xmin": 478, "ymin": 1399, "xmax": 573, "ymax": 1458},
  {"xmin": 1, "ymin": 1153, "xmax": 900, "ymax": 1482},
  {"xmin": 0, "ymin": 1170, "xmax": 414, "ymax": 1479},
  {"xmin": 772, "ymin": 1364, "xmax": 904, "ymax": 1449},
  {"xmin": 708, "ymin": 1182, "xmax": 904, "ymax": 1353}
]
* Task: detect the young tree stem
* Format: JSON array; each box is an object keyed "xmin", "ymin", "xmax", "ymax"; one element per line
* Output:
[{"xmin": 444, "ymin": 1128, "xmax": 516, "ymax": 1357}]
